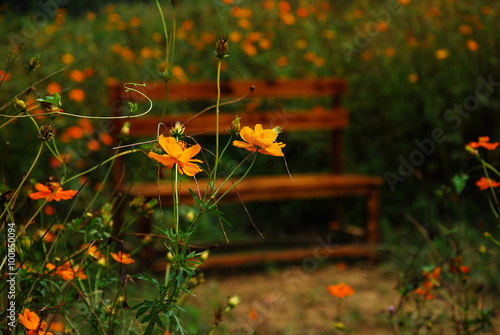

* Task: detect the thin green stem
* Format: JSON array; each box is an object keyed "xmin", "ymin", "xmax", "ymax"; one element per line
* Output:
[
  {"xmin": 0, "ymin": 83, "xmax": 153, "ymax": 120},
  {"xmin": 209, "ymin": 153, "xmax": 257, "ymax": 209},
  {"xmin": 156, "ymin": 0, "xmax": 169, "ymax": 62},
  {"xmin": 63, "ymin": 149, "xmax": 141, "ymax": 184},
  {"xmin": 213, "ymin": 59, "xmax": 223, "ymax": 185},
  {"xmin": 0, "ymin": 144, "xmax": 43, "ymax": 221},
  {"xmin": 156, "ymin": 0, "xmax": 171, "ymax": 122}
]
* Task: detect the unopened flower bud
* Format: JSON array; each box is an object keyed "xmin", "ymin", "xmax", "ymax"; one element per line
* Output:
[
  {"xmin": 478, "ymin": 244, "xmax": 486, "ymax": 254},
  {"xmin": 186, "ymin": 211, "xmax": 195, "ymax": 221},
  {"xmin": 200, "ymin": 250, "xmax": 209, "ymax": 262},
  {"xmin": 121, "ymin": 121, "xmax": 130, "ymax": 136},
  {"xmin": 13, "ymin": 97, "xmax": 26, "ymax": 111},
  {"xmin": 215, "ymin": 35, "xmax": 229, "ymax": 59},
  {"xmin": 465, "ymin": 145, "xmax": 478, "ymax": 156},
  {"xmin": 272, "ymin": 126, "xmax": 282, "ymax": 134},
  {"xmin": 230, "ymin": 115, "xmax": 241, "ymax": 134},
  {"xmin": 39, "ymin": 124, "xmax": 56, "ymax": 141},
  {"xmin": 167, "ymin": 251, "xmax": 174, "ymax": 262},
  {"xmin": 170, "ymin": 121, "xmax": 185, "ymax": 138},
  {"xmin": 227, "ymin": 295, "xmax": 240, "ymax": 309},
  {"xmin": 28, "ymin": 52, "xmax": 41, "ymax": 71}
]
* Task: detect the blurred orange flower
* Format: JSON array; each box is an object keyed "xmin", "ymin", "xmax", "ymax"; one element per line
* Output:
[
  {"xmin": 46, "ymin": 261, "xmax": 87, "ymax": 281},
  {"xmin": 415, "ymin": 267, "xmax": 440, "ymax": 300},
  {"xmin": 278, "ymin": 1, "xmax": 290, "ymax": 13},
  {"xmin": 459, "ymin": 24, "xmax": 473, "ymax": 34},
  {"xmin": 86, "ymin": 11, "xmax": 96, "ymax": 21},
  {"xmin": 281, "ymin": 13, "xmax": 295, "ymax": 25},
  {"xmin": 248, "ymin": 309, "xmax": 258, "ymax": 321},
  {"xmin": 385, "ymin": 47, "xmax": 396, "ymax": 57},
  {"xmin": 70, "ymin": 69, "xmax": 85, "ymax": 82},
  {"xmin": 47, "ymin": 82, "xmax": 61, "ymax": 95},
  {"xmin": 0, "ymin": 69, "xmax": 11, "ymax": 82},
  {"xmin": 238, "ymin": 18, "xmax": 251, "ymax": 29},
  {"xmin": 276, "ymin": 56, "xmax": 288, "ymax": 67},
  {"xmin": 264, "ymin": 0, "xmax": 274, "ymax": 10},
  {"xmin": 242, "ymin": 42, "xmax": 257, "ymax": 56},
  {"xmin": 29, "ymin": 182, "xmax": 77, "ymax": 202},
  {"xmin": 129, "ymin": 16, "xmax": 141, "ymax": 27},
  {"xmin": 259, "ymin": 38, "xmax": 272, "ymax": 49},
  {"xmin": 296, "ymin": 7, "xmax": 308, "ymax": 18},
  {"xmin": 61, "ymin": 53, "xmax": 74, "ymax": 65},
  {"xmin": 111, "ymin": 251, "xmax": 135, "ymax": 264},
  {"xmin": 229, "ymin": 31, "xmax": 242, "ymax": 43},
  {"xmin": 408, "ymin": 73, "xmax": 419, "ymax": 83},
  {"xmin": 476, "ymin": 177, "xmax": 500, "ymax": 191},
  {"xmin": 467, "ymin": 136, "xmax": 499, "ymax": 150},
  {"xmin": 328, "ymin": 282, "xmax": 355, "ymax": 299},
  {"xmin": 99, "ymin": 133, "xmax": 113, "ymax": 146},
  {"xmin": 44, "ymin": 205, "xmax": 55, "ymax": 216},
  {"xmin": 233, "ymin": 124, "xmax": 286, "ymax": 156},
  {"xmin": 466, "ymin": 40, "xmax": 479, "ymax": 51},
  {"xmin": 87, "ymin": 139, "xmax": 101, "ymax": 152},
  {"xmin": 148, "ymin": 135, "xmax": 203, "ymax": 176},
  {"xmin": 69, "ymin": 88, "xmax": 85, "ymax": 102},
  {"xmin": 435, "ymin": 49, "xmax": 449, "ymax": 60}
]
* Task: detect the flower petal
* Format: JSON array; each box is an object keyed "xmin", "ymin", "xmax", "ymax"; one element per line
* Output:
[
  {"xmin": 148, "ymin": 152, "xmax": 177, "ymax": 169},
  {"xmin": 179, "ymin": 161, "xmax": 203, "ymax": 176},
  {"xmin": 179, "ymin": 143, "xmax": 201, "ymax": 163}
]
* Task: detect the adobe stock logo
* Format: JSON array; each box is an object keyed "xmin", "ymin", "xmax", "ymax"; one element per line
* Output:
[{"xmin": 384, "ymin": 74, "xmax": 500, "ymax": 192}]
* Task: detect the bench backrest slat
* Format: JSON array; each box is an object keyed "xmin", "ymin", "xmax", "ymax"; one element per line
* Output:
[
  {"xmin": 108, "ymin": 78, "xmax": 347, "ymax": 103},
  {"xmin": 109, "ymin": 78, "xmax": 348, "ymax": 174},
  {"xmin": 114, "ymin": 107, "xmax": 348, "ymax": 138}
]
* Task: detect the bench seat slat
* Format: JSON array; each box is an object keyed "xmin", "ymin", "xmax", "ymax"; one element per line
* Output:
[{"xmin": 120, "ymin": 173, "xmax": 383, "ymax": 204}]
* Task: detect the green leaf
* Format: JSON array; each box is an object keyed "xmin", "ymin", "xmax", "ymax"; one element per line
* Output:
[
  {"xmin": 136, "ymin": 274, "xmax": 160, "ymax": 289},
  {"xmin": 452, "ymin": 173, "xmax": 469, "ymax": 194},
  {"xmin": 36, "ymin": 92, "xmax": 62, "ymax": 106}
]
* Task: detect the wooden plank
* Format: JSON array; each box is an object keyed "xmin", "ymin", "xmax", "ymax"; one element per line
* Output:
[
  {"xmin": 108, "ymin": 78, "xmax": 348, "ymax": 102},
  {"xmin": 120, "ymin": 173, "xmax": 383, "ymax": 204},
  {"xmin": 114, "ymin": 107, "xmax": 349, "ymax": 138},
  {"xmin": 151, "ymin": 244, "xmax": 378, "ymax": 271}
]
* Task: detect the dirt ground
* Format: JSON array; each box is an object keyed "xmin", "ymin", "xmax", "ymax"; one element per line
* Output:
[{"xmin": 188, "ymin": 261, "xmax": 401, "ymax": 334}]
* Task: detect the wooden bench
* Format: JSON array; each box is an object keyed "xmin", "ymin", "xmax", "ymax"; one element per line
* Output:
[{"xmin": 108, "ymin": 78, "xmax": 383, "ymax": 269}]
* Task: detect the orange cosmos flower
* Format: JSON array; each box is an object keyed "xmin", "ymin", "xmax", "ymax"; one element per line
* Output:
[
  {"xmin": 466, "ymin": 136, "xmax": 499, "ymax": 150},
  {"xmin": 415, "ymin": 267, "xmax": 440, "ymax": 300},
  {"xmin": 29, "ymin": 182, "xmax": 77, "ymax": 202},
  {"xmin": 69, "ymin": 69, "xmax": 85, "ymax": 82},
  {"xmin": 476, "ymin": 177, "xmax": 500, "ymax": 191},
  {"xmin": 466, "ymin": 40, "xmax": 479, "ymax": 52},
  {"xmin": 46, "ymin": 261, "xmax": 87, "ymax": 281},
  {"xmin": 19, "ymin": 309, "xmax": 40, "ymax": 331},
  {"xmin": 148, "ymin": 135, "xmax": 203, "ymax": 177},
  {"xmin": 19, "ymin": 309, "xmax": 54, "ymax": 335},
  {"xmin": 69, "ymin": 88, "xmax": 85, "ymax": 102},
  {"xmin": 328, "ymin": 282, "xmax": 355, "ymax": 299},
  {"xmin": 111, "ymin": 251, "xmax": 135, "ymax": 264},
  {"xmin": 233, "ymin": 124, "xmax": 286, "ymax": 156}
]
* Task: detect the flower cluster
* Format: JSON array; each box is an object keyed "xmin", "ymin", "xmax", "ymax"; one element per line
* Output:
[
  {"xmin": 46, "ymin": 261, "xmax": 87, "ymax": 281},
  {"xmin": 18, "ymin": 309, "xmax": 54, "ymax": 335},
  {"xmin": 415, "ymin": 266, "xmax": 440, "ymax": 300}
]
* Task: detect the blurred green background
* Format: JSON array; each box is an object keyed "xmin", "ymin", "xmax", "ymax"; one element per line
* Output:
[{"xmin": 2, "ymin": 0, "xmax": 500, "ymax": 245}]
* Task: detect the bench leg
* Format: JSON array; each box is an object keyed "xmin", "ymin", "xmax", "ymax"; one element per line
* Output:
[{"xmin": 366, "ymin": 188, "xmax": 380, "ymax": 245}]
